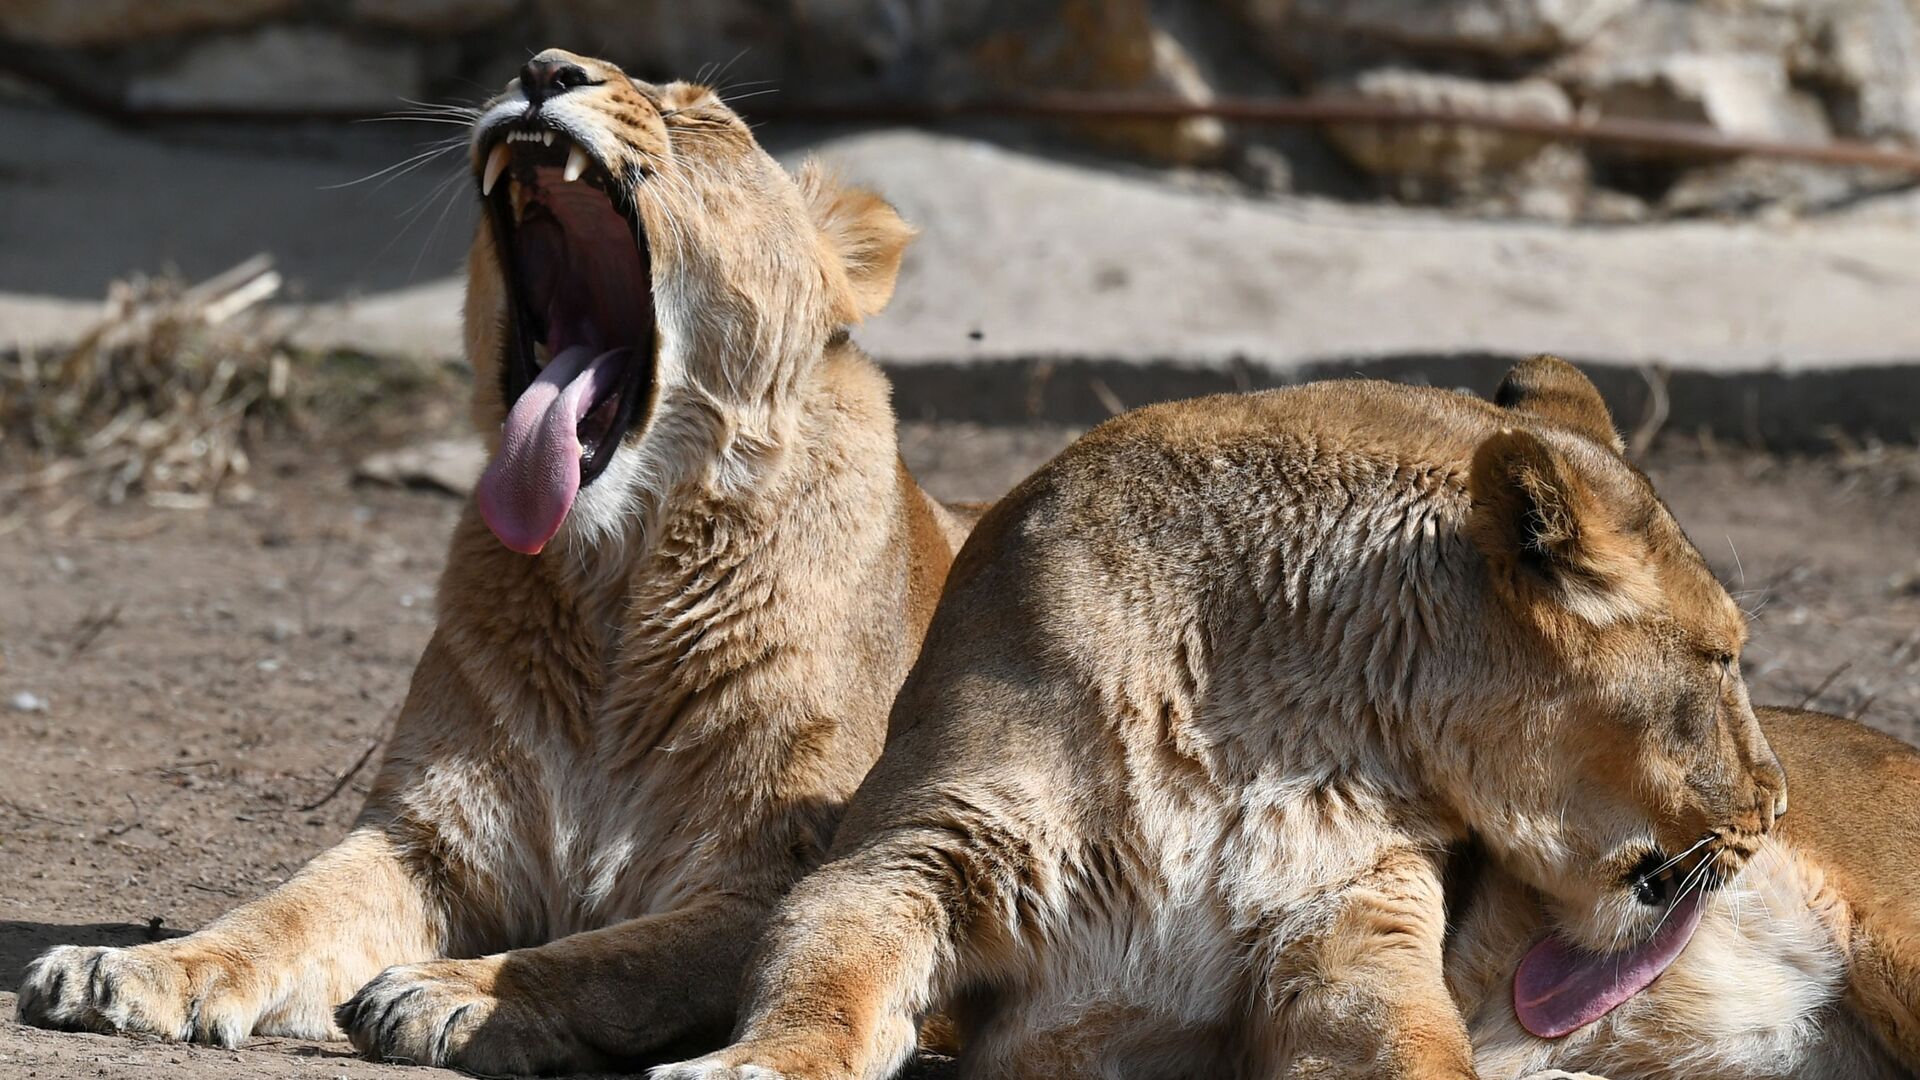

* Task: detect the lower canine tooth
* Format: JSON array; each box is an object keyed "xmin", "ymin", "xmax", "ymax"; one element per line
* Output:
[
  {"xmin": 564, "ymin": 145, "xmax": 589, "ymax": 182},
  {"xmin": 482, "ymin": 143, "xmax": 510, "ymax": 196}
]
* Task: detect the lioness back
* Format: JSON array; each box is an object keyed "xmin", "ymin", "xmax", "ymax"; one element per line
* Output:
[{"xmin": 663, "ymin": 358, "xmax": 1784, "ymax": 1080}]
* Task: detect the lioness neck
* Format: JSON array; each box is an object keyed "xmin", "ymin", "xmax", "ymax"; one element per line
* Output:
[{"xmin": 436, "ymin": 340, "xmax": 907, "ymax": 738}]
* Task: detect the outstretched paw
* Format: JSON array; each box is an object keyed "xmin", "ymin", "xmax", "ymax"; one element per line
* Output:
[{"xmin": 17, "ymin": 942, "xmax": 271, "ymax": 1047}]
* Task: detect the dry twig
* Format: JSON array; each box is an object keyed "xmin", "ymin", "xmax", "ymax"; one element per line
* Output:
[
  {"xmin": 1, "ymin": 256, "xmax": 293, "ymax": 510},
  {"xmin": 297, "ymin": 737, "xmax": 383, "ymax": 813}
]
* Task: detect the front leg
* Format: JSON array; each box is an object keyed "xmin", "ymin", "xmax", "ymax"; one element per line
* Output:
[
  {"xmin": 1263, "ymin": 847, "xmax": 1476, "ymax": 1080},
  {"xmin": 339, "ymin": 892, "xmax": 762, "ymax": 1073},
  {"xmin": 18, "ymin": 827, "xmax": 439, "ymax": 1046}
]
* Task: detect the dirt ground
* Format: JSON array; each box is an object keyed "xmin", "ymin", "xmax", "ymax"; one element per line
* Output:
[{"xmin": 3, "ymin": 421, "xmax": 1918, "ymax": 1079}]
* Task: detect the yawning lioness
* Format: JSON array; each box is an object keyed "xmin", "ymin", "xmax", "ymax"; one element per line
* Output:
[{"xmin": 19, "ymin": 48, "xmax": 970, "ymax": 1074}]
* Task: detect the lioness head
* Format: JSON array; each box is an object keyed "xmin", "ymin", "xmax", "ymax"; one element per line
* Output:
[
  {"xmin": 1452, "ymin": 359, "xmax": 1786, "ymax": 960},
  {"xmin": 464, "ymin": 49, "xmax": 914, "ymax": 554}
]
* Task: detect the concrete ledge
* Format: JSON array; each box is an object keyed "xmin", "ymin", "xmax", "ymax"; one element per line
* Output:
[{"xmin": 883, "ymin": 354, "xmax": 1920, "ymax": 450}]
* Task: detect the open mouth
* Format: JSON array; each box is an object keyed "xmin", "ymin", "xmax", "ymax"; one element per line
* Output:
[
  {"xmin": 472, "ymin": 123, "xmax": 657, "ymax": 554},
  {"xmin": 1512, "ymin": 844, "xmax": 1722, "ymax": 1039}
]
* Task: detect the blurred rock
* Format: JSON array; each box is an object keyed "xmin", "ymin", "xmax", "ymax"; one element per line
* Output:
[
  {"xmin": 1798, "ymin": 0, "xmax": 1920, "ymax": 140},
  {"xmin": 1553, "ymin": 0, "xmax": 1828, "ymax": 141},
  {"xmin": 0, "ymin": 0, "xmax": 294, "ymax": 48},
  {"xmin": 1661, "ymin": 158, "xmax": 1884, "ymax": 218},
  {"xmin": 1584, "ymin": 187, "xmax": 1654, "ymax": 223},
  {"xmin": 532, "ymin": 0, "xmax": 1227, "ymax": 163},
  {"xmin": 1235, "ymin": 143, "xmax": 1297, "ymax": 192},
  {"xmin": 1285, "ymin": 0, "xmax": 1642, "ymax": 54},
  {"xmin": 1324, "ymin": 70, "xmax": 1573, "ymax": 179},
  {"xmin": 1226, "ymin": 0, "xmax": 1641, "ymax": 80},
  {"xmin": 960, "ymin": 0, "xmax": 1228, "ymax": 164},
  {"xmin": 536, "ymin": 0, "xmax": 791, "ymax": 88},
  {"xmin": 126, "ymin": 27, "xmax": 423, "ymax": 111},
  {"xmin": 351, "ymin": 0, "xmax": 519, "ymax": 34}
]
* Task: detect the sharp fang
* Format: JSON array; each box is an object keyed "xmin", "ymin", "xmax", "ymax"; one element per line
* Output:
[
  {"xmin": 564, "ymin": 144, "xmax": 589, "ymax": 182},
  {"xmin": 542, "ymin": 131, "xmax": 555, "ymax": 147},
  {"xmin": 482, "ymin": 143, "xmax": 510, "ymax": 196}
]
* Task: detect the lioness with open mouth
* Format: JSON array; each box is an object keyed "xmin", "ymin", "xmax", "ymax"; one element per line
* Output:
[
  {"xmin": 1455, "ymin": 704, "xmax": 1920, "ymax": 1080},
  {"xmin": 19, "ymin": 49, "xmax": 968, "ymax": 1074},
  {"xmin": 658, "ymin": 357, "xmax": 1788, "ymax": 1080}
]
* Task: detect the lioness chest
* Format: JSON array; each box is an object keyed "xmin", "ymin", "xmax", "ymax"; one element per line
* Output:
[
  {"xmin": 396, "ymin": 654, "xmax": 859, "ymax": 954},
  {"xmin": 964, "ymin": 771, "xmax": 1428, "ymax": 1078}
]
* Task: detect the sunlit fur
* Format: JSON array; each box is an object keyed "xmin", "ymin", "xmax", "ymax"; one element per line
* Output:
[
  {"xmin": 656, "ymin": 357, "xmax": 1786, "ymax": 1080},
  {"xmin": 16, "ymin": 49, "xmax": 971, "ymax": 1074},
  {"xmin": 1453, "ymin": 707, "xmax": 1920, "ymax": 1079}
]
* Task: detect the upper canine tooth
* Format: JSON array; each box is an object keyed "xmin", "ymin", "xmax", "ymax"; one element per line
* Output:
[
  {"xmin": 482, "ymin": 143, "xmax": 510, "ymax": 196},
  {"xmin": 542, "ymin": 131, "xmax": 555, "ymax": 147},
  {"xmin": 564, "ymin": 144, "xmax": 589, "ymax": 182}
]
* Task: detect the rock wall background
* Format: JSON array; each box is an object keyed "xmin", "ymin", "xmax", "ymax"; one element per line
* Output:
[{"xmin": 6, "ymin": 0, "xmax": 1920, "ymax": 220}]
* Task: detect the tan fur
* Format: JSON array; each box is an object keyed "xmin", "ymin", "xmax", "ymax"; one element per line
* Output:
[
  {"xmin": 17, "ymin": 49, "xmax": 968, "ymax": 1073},
  {"xmin": 1454, "ymin": 707, "xmax": 1920, "ymax": 1079},
  {"xmin": 657, "ymin": 358, "xmax": 1784, "ymax": 1080}
]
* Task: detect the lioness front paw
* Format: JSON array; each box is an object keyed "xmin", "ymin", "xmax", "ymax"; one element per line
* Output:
[
  {"xmin": 338, "ymin": 957, "xmax": 589, "ymax": 1074},
  {"xmin": 17, "ymin": 943, "xmax": 266, "ymax": 1047}
]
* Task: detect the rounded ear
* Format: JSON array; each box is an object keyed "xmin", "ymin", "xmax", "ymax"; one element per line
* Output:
[
  {"xmin": 1493, "ymin": 355, "xmax": 1624, "ymax": 454},
  {"xmin": 1469, "ymin": 428, "xmax": 1590, "ymax": 576},
  {"xmin": 1468, "ymin": 428, "xmax": 1653, "ymax": 624},
  {"xmin": 796, "ymin": 159, "xmax": 916, "ymax": 324}
]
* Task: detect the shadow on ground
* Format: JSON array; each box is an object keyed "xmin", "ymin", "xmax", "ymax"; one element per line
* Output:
[{"xmin": 0, "ymin": 921, "xmax": 183, "ymax": 994}]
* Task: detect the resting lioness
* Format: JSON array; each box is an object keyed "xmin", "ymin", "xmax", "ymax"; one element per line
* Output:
[
  {"xmin": 1454, "ymin": 705, "xmax": 1920, "ymax": 1080},
  {"xmin": 19, "ymin": 49, "xmax": 969, "ymax": 1074},
  {"xmin": 657, "ymin": 357, "xmax": 1786, "ymax": 1080}
]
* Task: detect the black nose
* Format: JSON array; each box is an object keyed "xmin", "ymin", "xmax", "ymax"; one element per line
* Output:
[{"xmin": 521, "ymin": 56, "xmax": 592, "ymax": 106}]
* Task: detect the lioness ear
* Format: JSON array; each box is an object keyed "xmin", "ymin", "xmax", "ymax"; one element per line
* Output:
[
  {"xmin": 1469, "ymin": 428, "xmax": 1651, "ymax": 623},
  {"xmin": 1493, "ymin": 355, "xmax": 1624, "ymax": 454},
  {"xmin": 797, "ymin": 159, "xmax": 916, "ymax": 323}
]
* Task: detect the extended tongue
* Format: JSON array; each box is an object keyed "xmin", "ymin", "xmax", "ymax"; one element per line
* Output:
[
  {"xmin": 1513, "ymin": 890, "xmax": 1705, "ymax": 1038},
  {"xmin": 476, "ymin": 345, "xmax": 627, "ymax": 554}
]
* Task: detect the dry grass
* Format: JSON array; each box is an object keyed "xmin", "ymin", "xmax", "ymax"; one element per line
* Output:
[
  {"xmin": 0, "ymin": 257, "xmax": 293, "ymax": 514},
  {"xmin": 1829, "ymin": 431, "xmax": 1920, "ymax": 498}
]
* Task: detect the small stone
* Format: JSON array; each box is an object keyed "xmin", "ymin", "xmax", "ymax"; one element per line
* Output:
[
  {"xmin": 354, "ymin": 438, "xmax": 487, "ymax": 496},
  {"xmin": 9, "ymin": 691, "xmax": 48, "ymax": 713}
]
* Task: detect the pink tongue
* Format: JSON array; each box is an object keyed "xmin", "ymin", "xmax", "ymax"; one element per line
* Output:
[
  {"xmin": 476, "ymin": 345, "xmax": 626, "ymax": 554},
  {"xmin": 1514, "ymin": 890, "xmax": 1705, "ymax": 1038}
]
